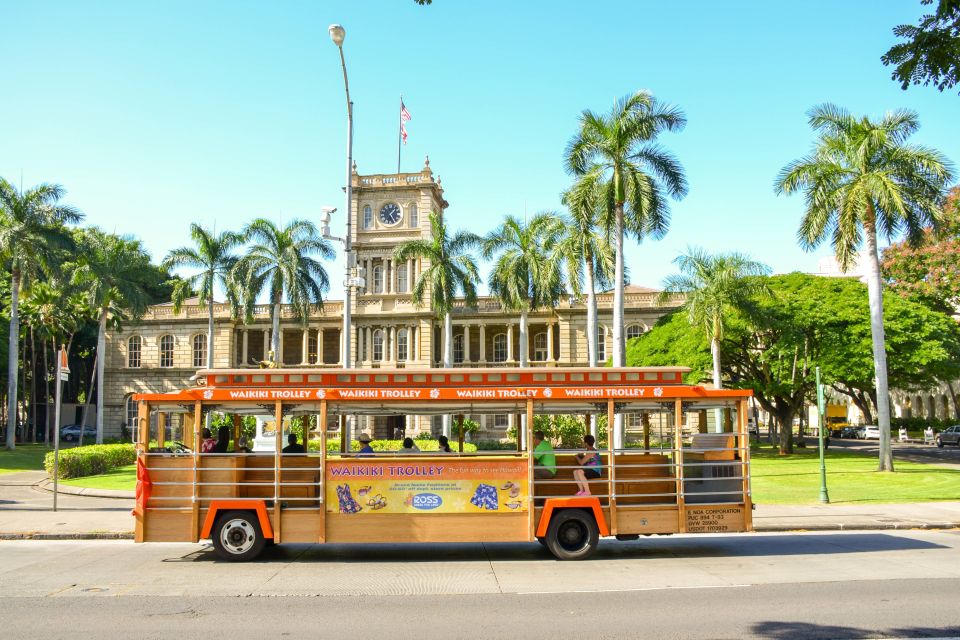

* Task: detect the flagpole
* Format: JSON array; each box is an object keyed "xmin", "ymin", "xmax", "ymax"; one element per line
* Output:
[{"xmin": 397, "ymin": 94, "xmax": 402, "ymax": 174}]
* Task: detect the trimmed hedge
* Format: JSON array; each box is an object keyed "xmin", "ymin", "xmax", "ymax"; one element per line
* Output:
[{"xmin": 44, "ymin": 444, "xmax": 137, "ymax": 479}]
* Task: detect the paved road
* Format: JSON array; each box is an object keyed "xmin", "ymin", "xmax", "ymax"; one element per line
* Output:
[
  {"xmin": 829, "ymin": 437, "xmax": 960, "ymax": 468},
  {"xmin": 2, "ymin": 531, "xmax": 960, "ymax": 638},
  {"xmin": 0, "ymin": 472, "xmax": 132, "ymax": 536}
]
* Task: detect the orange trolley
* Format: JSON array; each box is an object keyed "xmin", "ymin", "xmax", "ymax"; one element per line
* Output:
[{"xmin": 133, "ymin": 367, "xmax": 753, "ymax": 561}]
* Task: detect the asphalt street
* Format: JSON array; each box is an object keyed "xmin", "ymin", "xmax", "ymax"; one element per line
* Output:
[
  {"xmin": 2, "ymin": 531, "xmax": 960, "ymax": 638},
  {"xmin": 829, "ymin": 436, "xmax": 960, "ymax": 468}
]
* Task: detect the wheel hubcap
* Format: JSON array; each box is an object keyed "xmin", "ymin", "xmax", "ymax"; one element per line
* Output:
[
  {"xmin": 220, "ymin": 518, "xmax": 255, "ymax": 555},
  {"xmin": 557, "ymin": 521, "xmax": 587, "ymax": 551}
]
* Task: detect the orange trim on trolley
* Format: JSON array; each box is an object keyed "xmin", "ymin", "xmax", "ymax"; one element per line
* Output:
[
  {"xmin": 200, "ymin": 500, "xmax": 275, "ymax": 540},
  {"xmin": 536, "ymin": 497, "xmax": 609, "ymax": 538}
]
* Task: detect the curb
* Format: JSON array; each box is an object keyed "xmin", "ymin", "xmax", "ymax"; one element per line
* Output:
[
  {"xmin": 0, "ymin": 532, "xmax": 134, "ymax": 540},
  {"xmin": 2, "ymin": 523, "xmax": 958, "ymax": 541},
  {"xmin": 38, "ymin": 479, "xmax": 134, "ymax": 500}
]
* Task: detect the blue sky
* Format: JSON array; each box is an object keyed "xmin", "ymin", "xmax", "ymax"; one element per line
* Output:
[{"xmin": 2, "ymin": 1, "xmax": 957, "ymax": 300}]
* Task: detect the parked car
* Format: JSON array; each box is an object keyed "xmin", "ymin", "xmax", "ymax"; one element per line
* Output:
[
  {"xmin": 838, "ymin": 426, "xmax": 858, "ymax": 439},
  {"xmin": 936, "ymin": 425, "xmax": 960, "ymax": 448},
  {"xmin": 59, "ymin": 424, "xmax": 97, "ymax": 442},
  {"xmin": 860, "ymin": 425, "xmax": 881, "ymax": 440}
]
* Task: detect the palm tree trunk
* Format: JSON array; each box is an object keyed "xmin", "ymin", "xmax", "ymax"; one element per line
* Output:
[
  {"xmin": 519, "ymin": 309, "xmax": 529, "ymax": 368},
  {"xmin": 864, "ymin": 218, "xmax": 894, "ymax": 472},
  {"xmin": 585, "ymin": 258, "xmax": 598, "ymax": 368},
  {"xmin": 711, "ymin": 334, "xmax": 722, "ymax": 389},
  {"xmin": 5, "ymin": 269, "xmax": 20, "ymax": 451},
  {"xmin": 30, "ymin": 328, "xmax": 38, "ymax": 443},
  {"xmin": 271, "ymin": 301, "xmax": 281, "ymax": 364},
  {"xmin": 443, "ymin": 312, "xmax": 453, "ymax": 438},
  {"xmin": 207, "ymin": 285, "xmax": 215, "ymax": 370},
  {"xmin": 95, "ymin": 310, "xmax": 107, "ymax": 444},
  {"xmin": 613, "ymin": 204, "xmax": 625, "ymax": 367},
  {"xmin": 78, "ymin": 359, "xmax": 96, "ymax": 447},
  {"xmin": 946, "ymin": 380, "xmax": 960, "ymax": 421}
]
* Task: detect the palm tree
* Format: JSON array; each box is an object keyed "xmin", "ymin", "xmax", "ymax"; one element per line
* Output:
[
  {"xmin": 560, "ymin": 180, "xmax": 615, "ymax": 367},
  {"xmin": 394, "ymin": 210, "xmax": 481, "ymax": 369},
  {"xmin": 482, "ymin": 214, "xmax": 564, "ymax": 367},
  {"xmin": 72, "ymin": 230, "xmax": 152, "ymax": 443},
  {"xmin": 660, "ymin": 248, "xmax": 770, "ymax": 389},
  {"xmin": 163, "ymin": 224, "xmax": 243, "ymax": 372},
  {"xmin": 235, "ymin": 219, "xmax": 333, "ymax": 363},
  {"xmin": 775, "ymin": 104, "xmax": 954, "ymax": 472},
  {"xmin": 566, "ymin": 91, "xmax": 688, "ymax": 367},
  {"xmin": 0, "ymin": 179, "xmax": 82, "ymax": 450}
]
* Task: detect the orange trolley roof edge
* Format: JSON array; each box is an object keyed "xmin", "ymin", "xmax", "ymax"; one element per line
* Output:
[{"xmin": 132, "ymin": 366, "xmax": 752, "ymax": 404}]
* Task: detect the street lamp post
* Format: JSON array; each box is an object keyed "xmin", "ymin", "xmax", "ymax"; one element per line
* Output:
[{"xmin": 329, "ymin": 23, "xmax": 354, "ymax": 369}]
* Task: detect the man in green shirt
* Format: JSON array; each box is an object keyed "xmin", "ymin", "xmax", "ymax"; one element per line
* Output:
[{"xmin": 532, "ymin": 430, "xmax": 556, "ymax": 479}]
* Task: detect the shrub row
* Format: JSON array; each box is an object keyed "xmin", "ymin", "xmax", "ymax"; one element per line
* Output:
[
  {"xmin": 44, "ymin": 443, "xmax": 137, "ymax": 479},
  {"xmin": 891, "ymin": 417, "xmax": 959, "ymax": 432}
]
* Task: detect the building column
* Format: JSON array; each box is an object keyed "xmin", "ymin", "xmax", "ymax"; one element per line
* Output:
[
  {"xmin": 413, "ymin": 325, "xmax": 420, "ymax": 362},
  {"xmin": 547, "ymin": 322, "xmax": 555, "ymax": 362},
  {"xmin": 317, "ymin": 327, "xmax": 325, "ymax": 365},
  {"xmin": 507, "ymin": 324, "xmax": 514, "ymax": 362},
  {"xmin": 364, "ymin": 327, "xmax": 372, "ymax": 362},
  {"xmin": 278, "ymin": 330, "xmax": 285, "ymax": 365},
  {"xmin": 241, "ymin": 329, "xmax": 249, "ymax": 366},
  {"xmin": 408, "ymin": 258, "xmax": 415, "ymax": 292},
  {"xmin": 389, "ymin": 326, "xmax": 397, "ymax": 362},
  {"xmin": 301, "ymin": 329, "xmax": 309, "ymax": 365},
  {"xmin": 262, "ymin": 329, "xmax": 269, "ymax": 360},
  {"xmin": 479, "ymin": 323, "xmax": 486, "ymax": 363},
  {"xmin": 463, "ymin": 324, "xmax": 471, "ymax": 364}
]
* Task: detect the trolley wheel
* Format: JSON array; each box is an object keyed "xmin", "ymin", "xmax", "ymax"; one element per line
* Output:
[
  {"xmin": 545, "ymin": 509, "xmax": 599, "ymax": 561},
  {"xmin": 211, "ymin": 510, "xmax": 266, "ymax": 562}
]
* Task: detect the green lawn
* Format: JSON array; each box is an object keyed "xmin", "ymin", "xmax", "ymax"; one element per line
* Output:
[
  {"xmin": 59, "ymin": 464, "xmax": 137, "ymax": 491},
  {"xmin": 750, "ymin": 443, "xmax": 960, "ymax": 504},
  {"xmin": 0, "ymin": 444, "xmax": 49, "ymax": 474}
]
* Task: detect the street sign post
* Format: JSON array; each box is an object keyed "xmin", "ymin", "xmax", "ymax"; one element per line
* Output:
[
  {"xmin": 53, "ymin": 348, "xmax": 68, "ymax": 512},
  {"xmin": 816, "ymin": 366, "xmax": 830, "ymax": 504}
]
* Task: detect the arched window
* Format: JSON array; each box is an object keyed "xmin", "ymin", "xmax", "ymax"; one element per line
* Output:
[
  {"xmin": 159, "ymin": 335, "xmax": 175, "ymax": 368},
  {"xmin": 373, "ymin": 265, "xmax": 383, "ymax": 293},
  {"xmin": 596, "ymin": 326, "xmax": 606, "ymax": 362},
  {"xmin": 397, "ymin": 264, "xmax": 408, "ymax": 293},
  {"xmin": 125, "ymin": 395, "xmax": 139, "ymax": 429},
  {"xmin": 493, "ymin": 333, "xmax": 507, "ymax": 363},
  {"xmin": 453, "ymin": 334, "xmax": 464, "ymax": 363},
  {"xmin": 308, "ymin": 333, "xmax": 318, "ymax": 364},
  {"xmin": 397, "ymin": 329, "xmax": 408, "ymax": 362},
  {"xmin": 192, "ymin": 334, "xmax": 207, "ymax": 368},
  {"xmin": 626, "ymin": 324, "xmax": 644, "ymax": 340},
  {"xmin": 363, "ymin": 205, "xmax": 372, "ymax": 229},
  {"xmin": 127, "ymin": 336, "xmax": 142, "ymax": 368},
  {"xmin": 533, "ymin": 332, "xmax": 548, "ymax": 361},
  {"xmin": 409, "ymin": 203, "xmax": 419, "ymax": 227},
  {"xmin": 372, "ymin": 329, "xmax": 384, "ymax": 362}
]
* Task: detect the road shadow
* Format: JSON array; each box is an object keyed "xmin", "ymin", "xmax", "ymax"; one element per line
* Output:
[
  {"xmin": 174, "ymin": 531, "xmax": 950, "ymax": 564},
  {"xmin": 752, "ymin": 620, "xmax": 960, "ymax": 639}
]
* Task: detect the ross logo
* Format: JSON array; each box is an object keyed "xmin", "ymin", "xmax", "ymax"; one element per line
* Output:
[
  {"xmin": 411, "ymin": 493, "xmax": 442, "ymax": 510},
  {"xmin": 202, "ymin": 389, "xmax": 214, "ymax": 400},
  {"xmin": 653, "ymin": 387, "xmax": 663, "ymax": 397},
  {"xmin": 543, "ymin": 388, "xmax": 553, "ymax": 398},
  {"xmin": 429, "ymin": 388, "xmax": 440, "ymax": 399},
  {"xmin": 315, "ymin": 389, "xmax": 326, "ymax": 399}
]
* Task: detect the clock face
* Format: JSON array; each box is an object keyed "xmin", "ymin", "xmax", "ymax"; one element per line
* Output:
[{"xmin": 378, "ymin": 203, "xmax": 402, "ymax": 226}]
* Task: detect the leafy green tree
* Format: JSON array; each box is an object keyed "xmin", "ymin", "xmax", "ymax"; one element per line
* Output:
[
  {"xmin": 882, "ymin": 0, "xmax": 960, "ymax": 94},
  {"xmin": 566, "ymin": 91, "xmax": 687, "ymax": 367},
  {"xmin": 560, "ymin": 180, "xmax": 615, "ymax": 367},
  {"xmin": 775, "ymin": 104, "xmax": 954, "ymax": 471},
  {"xmin": 660, "ymin": 248, "xmax": 770, "ymax": 389},
  {"xmin": 482, "ymin": 214, "xmax": 563, "ymax": 367},
  {"xmin": 235, "ymin": 219, "xmax": 333, "ymax": 364},
  {"xmin": 72, "ymin": 229, "xmax": 153, "ymax": 443},
  {"xmin": 394, "ymin": 210, "xmax": 481, "ymax": 368},
  {"xmin": 0, "ymin": 179, "xmax": 82, "ymax": 450},
  {"xmin": 163, "ymin": 224, "xmax": 243, "ymax": 371}
]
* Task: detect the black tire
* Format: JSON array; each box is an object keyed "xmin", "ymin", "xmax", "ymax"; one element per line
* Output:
[
  {"xmin": 937, "ymin": 438, "xmax": 943, "ymax": 448},
  {"xmin": 545, "ymin": 509, "xmax": 599, "ymax": 561},
  {"xmin": 536, "ymin": 536, "xmax": 546, "ymax": 546},
  {"xmin": 211, "ymin": 510, "xmax": 266, "ymax": 562}
]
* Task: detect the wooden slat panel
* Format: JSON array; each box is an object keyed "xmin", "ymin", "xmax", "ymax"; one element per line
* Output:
[
  {"xmin": 280, "ymin": 510, "xmax": 323, "ymax": 543},
  {"xmin": 325, "ymin": 513, "xmax": 529, "ymax": 543}
]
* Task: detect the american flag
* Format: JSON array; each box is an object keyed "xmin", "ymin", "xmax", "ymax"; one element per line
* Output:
[{"xmin": 400, "ymin": 100, "xmax": 412, "ymax": 144}]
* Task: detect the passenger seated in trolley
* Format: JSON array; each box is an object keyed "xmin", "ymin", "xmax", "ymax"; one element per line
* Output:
[
  {"xmin": 572, "ymin": 434, "xmax": 603, "ymax": 496},
  {"xmin": 282, "ymin": 433, "xmax": 305, "ymax": 454}
]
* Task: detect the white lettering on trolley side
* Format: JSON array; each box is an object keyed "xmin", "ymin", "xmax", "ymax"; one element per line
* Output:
[
  {"xmin": 336, "ymin": 389, "xmax": 423, "ymax": 400},
  {"xmin": 562, "ymin": 387, "xmax": 648, "ymax": 398},
  {"xmin": 455, "ymin": 388, "xmax": 540, "ymax": 399},
  {"xmin": 227, "ymin": 389, "xmax": 316, "ymax": 400}
]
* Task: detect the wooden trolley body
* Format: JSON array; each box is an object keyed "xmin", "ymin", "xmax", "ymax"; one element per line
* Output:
[{"xmin": 133, "ymin": 367, "xmax": 753, "ymax": 560}]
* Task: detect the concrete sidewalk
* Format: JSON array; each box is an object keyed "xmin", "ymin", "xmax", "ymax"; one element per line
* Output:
[{"xmin": 2, "ymin": 471, "xmax": 959, "ymax": 540}]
